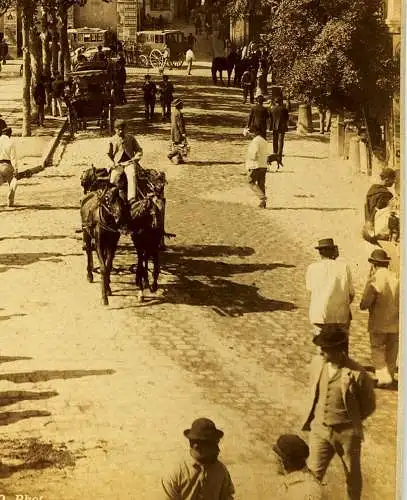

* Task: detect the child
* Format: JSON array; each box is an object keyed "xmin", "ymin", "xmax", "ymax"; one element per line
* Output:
[
  {"xmin": 162, "ymin": 418, "xmax": 235, "ymax": 499},
  {"xmin": 246, "ymin": 125, "xmax": 274, "ymax": 208}
]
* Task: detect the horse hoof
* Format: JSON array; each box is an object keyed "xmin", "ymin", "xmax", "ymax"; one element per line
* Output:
[
  {"xmin": 138, "ymin": 293, "xmax": 144, "ymax": 303},
  {"xmin": 150, "ymin": 283, "xmax": 158, "ymax": 293},
  {"xmin": 101, "ymin": 297, "xmax": 109, "ymax": 306},
  {"xmin": 87, "ymin": 274, "xmax": 93, "ymax": 283}
]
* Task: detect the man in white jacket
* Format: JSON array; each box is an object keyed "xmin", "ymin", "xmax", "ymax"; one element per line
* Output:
[
  {"xmin": 185, "ymin": 48, "xmax": 195, "ymax": 76},
  {"xmin": 246, "ymin": 126, "xmax": 273, "ymax": 208}
]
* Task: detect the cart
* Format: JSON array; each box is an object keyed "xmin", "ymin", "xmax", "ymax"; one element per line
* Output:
[
  {"xmin": 67, "ymin": 61, "xmax": 115, "ymax": 136},
  {"xmin": 134, "ymin": 30, "xmax": 187, "ymax": 69}
]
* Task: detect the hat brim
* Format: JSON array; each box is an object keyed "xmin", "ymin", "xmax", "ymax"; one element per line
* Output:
[
  {"xmin": 368, "ymin": 257, "xmax": 391, "ymax": 264},
  {"xmin": 183, "ymin": 428, "xmax": 224, "ymax": 440}
]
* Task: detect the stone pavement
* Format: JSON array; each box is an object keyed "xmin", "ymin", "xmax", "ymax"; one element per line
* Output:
[{"xmin": 0, "ymin": 66, "xmax": 400, "ymax": 499}]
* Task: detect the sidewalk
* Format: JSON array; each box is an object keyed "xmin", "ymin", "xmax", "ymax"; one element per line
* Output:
[{"xmin": 0, "ymin": 61, "xmax": 66, "ymax": 176}]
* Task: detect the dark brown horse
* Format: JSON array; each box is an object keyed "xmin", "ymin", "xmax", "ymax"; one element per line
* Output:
[
  {"xmin": 80, "ymin": 186, "xmax": 125, "ymax": 305},
  {"xmin": 129, "ymin": 194, "xmax": 165, "ymax": 302}
]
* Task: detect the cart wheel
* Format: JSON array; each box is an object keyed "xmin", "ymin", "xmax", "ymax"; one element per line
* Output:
[
  {"xmin": 150, "ymin": 49, "xmax": 164, "ymax": 69},
  {"xmin": 108, "ymin": 105, "xmax": 114, "ymax": 136},
  {"xmin": 140, "ymin": 55, "xmax": 149, "ymax": 68}
]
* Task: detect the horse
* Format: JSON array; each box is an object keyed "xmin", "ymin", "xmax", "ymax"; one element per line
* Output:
[
  {"xmin": 80, "ymin": 186, "xmax": 125, "ymax": 306},
  {"xmin": 129, "ymin": 194, "xmax": 165, "ymax": 302}
]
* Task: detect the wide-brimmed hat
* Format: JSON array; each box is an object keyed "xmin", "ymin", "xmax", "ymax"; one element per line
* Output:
[
  {"xmin": 313, "ymin": 325, "xmax": 348, "ymax": 349},
  {"xmin": 173, "ymin": 98, "xmax": 183, "ymax": 108},
  {"xmin": 114, "ymin": 119, "xmax": 126, "ymax": 128},
  {"xmin": 273, "ymin": 434, "xmax": 309, "ymax": 462},
  {"xmin": 314, "ymin": 238, "xmax": 336, "ymax": 249},
  {"xmin": 380, "ymin": 167, "xmax": 396, "ymax": 180},
  {"xmin": 183, "ymin": 418, "xmax": 224, "ymax": 441},
  {"xmin": 368, "ymin": 248, "xmax": 391, "ymax": 264}
]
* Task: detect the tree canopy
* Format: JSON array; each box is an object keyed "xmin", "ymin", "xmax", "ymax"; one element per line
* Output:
[{"xmin": 265, "ymin": 0, "xmax": 399, "ymax": 113}]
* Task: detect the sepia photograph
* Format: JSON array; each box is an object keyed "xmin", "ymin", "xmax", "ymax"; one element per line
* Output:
[{"xmin": 0, "ymin": 0, "xmax": 403, "ymax": 498}]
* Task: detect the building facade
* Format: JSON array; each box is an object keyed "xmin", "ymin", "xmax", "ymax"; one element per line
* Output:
[{"xmin": 384, "ymin": 0, "xmax": 401, "ymax": 170}]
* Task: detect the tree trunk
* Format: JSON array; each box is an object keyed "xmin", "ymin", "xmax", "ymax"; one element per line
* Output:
[
  {"xmin": 30, "ymin": 28, "xmax": 43, "ymax": 115},
  {"xmin": 41, "ymin": 6, "xmax": 51, "ymax": 77},
  {"xmin": 59, "ymin": 6, "xmax": 70, "ymax": 78},
  {"xmin": 50, "ymin": 7, "xmax": 59, "ymax": 76},
  {"xmin": 22, "ymin": 11, "xmax": 32, "ymax": 137}
]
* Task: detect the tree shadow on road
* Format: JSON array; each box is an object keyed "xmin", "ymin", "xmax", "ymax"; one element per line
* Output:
[
  {"xmin": 158, "ymin": 245, "xmax": 296, "ymax": 316},
  {"xmin": 0, "ymin": 252, "xmax": 65, "ymax": 270},
  {"xmin": 0, "ymin": 369, "xmax": 115, "ymax": 384}
]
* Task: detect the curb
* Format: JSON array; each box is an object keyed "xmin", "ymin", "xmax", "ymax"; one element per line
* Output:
[{"xmin": 19, "ymin": 119, "xmax": 68, "ymax": 178}]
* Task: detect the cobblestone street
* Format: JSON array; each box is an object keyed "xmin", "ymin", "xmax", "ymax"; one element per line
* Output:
[{"xmin": 0, "ymin": 67, "xmax": 399, "ymax": 499}]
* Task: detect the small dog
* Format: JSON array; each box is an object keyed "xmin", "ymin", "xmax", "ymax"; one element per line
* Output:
[{"xmin": 267, "ymin": 153, "xmax": 283, "ymax": 170}]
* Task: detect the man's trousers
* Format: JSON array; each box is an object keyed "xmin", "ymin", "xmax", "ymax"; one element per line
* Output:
[
  {"xmin": 369, "ymin": 331, "xmax": 399, "ymax": 381},
  {"xmin": 273, "ymin": 131, "xmax": 285, "ymax": 160},
  {"xmin": 308, "ymin": 423, "xmax": 362, "ymax": 500},
  {"xmin": 248, "ymin": 168, "xmax": 267, "ymax": 201},
  {"xmin": 0, "ymin": 160, "xmax": 17, "ymax": 207},
  {"xmin": 144, "ymin": 99, "xmax": 155, "ymax": 120}
]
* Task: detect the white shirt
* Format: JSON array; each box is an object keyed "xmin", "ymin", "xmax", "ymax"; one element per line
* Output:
[
  {"xmin": 246, "ymin": 135, "xmax": 269, "ymax": 170},
  {"xmin": 185, "ymin": 49, "xmax": 195, "ymax": 62},
  {"xmin": 0, "ymin": 134, "xmax": 17, "ymax": 169},
  {"xmin": 278, "ymin": 469, "xmax": 323, "ymax": 499},
  {"xmin": 306, "ymin": 258, "xmax": 354, "ymax": 324}
]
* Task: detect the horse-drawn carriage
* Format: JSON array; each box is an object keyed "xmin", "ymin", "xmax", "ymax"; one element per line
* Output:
[
  {"xmin": 80, "ymin": 162, "xmax": 172, "ymax": 305},
  {"xmin": 123, "ymin": 30, "xmax": 187, "ymax": 69},
  {"xmin": 66, "ymin": 61, "xmax": 116, "ymax": 136}
]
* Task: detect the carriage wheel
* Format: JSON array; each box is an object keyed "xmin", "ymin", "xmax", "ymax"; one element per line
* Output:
[
  {"xmin": 172, "ymin": 57, "xmax": 184, "ymax": 69},
  {"xmin": 150, "ymin": 49, "xmax": 164, "ymax": 69},
  {"xmin": 140, "ymin": 54, "xmax": 149, "ymax": 68},
  {"xmin": 108, "ymin": 105, "xmax": 114, "ymax": 136}
]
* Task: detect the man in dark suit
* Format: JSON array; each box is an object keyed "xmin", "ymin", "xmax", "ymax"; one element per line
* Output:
[
  {"xmin": 270, "ymin": 97, "xmax": 289, "ymax": 167},
  {"xmin": 247, "ymin": 94, "xmax": 270, "ymax": 139}
]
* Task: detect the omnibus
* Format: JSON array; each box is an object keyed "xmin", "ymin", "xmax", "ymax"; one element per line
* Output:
[{"xmin": 68, "ymin": 27, "xmax": 118, "ymax": 51}]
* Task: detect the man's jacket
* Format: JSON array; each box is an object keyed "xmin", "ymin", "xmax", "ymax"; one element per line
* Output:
[
  {"xmin": 302, "ymin": 355, "xmax": 376, "ymax": 437},
  {"xmin": 270, "ymin": 104, "xmax": 289, "ymax": 132}
]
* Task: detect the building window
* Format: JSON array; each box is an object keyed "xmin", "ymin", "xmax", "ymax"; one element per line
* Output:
[{"xmin": 150, "ymin": 0, "xmax": 170, "ymax": 11}]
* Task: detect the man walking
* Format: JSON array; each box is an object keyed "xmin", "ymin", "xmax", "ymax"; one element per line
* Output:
[
  {"xmin": 360, "ymin": 249, "xmax": 399, "ymax": 388},
  {"xmin": 33, "ymin": 74, "xmax": 46, "ymax": 126},
  {"xmin": 273, "ymin": 434, "xmax": 322, "ymax": 499},
  {"xmin": 142, "ymin": 74, "xmax": 157, "ymax": 121},
  {"xmin": 246, "ymin": 125, "xmax": 274, "ymax": 209},
  {"xmin": 158, "ymin": 74, "xmax": 174, "ymax": 121},
  {"xmin": 302, "ymin": 326, "xmax": 376, "ymax": 500},
  {"xmin": 0, "ymin": 127, "xmax": 18, "ymax": 207},
  {"xmin": 162, "ymin": 418, "xmax": 235, "ymax": 499},
  {"xmin": 185, "ymin": 47, "xmax": 196, "ymax": 76},
  {"xmin": 247, "ymin": 94, "xmax": 270, "ymax": 139},
  {"xmin": 306, "ymin": 238, "xmax": 354, "ymax": 346},
  {"xmin": 241, "ymin": 66, "xmax": 256, "ymax": 104},
  {"xmin": 168, "ymin": 98, "xmax": 187, "ymax": 164},
  {"xmin": 270, "ymin": 97, "xmax": 289, "ymax": 166}
]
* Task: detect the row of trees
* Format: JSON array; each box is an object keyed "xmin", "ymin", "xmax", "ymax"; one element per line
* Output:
[
  {"xmin": 0, "ymin": 0, "xmax": 111, "ymax": 136},
  {"xmin": 226, "ymin": 0, "xmax": 399, "ymax": 154}
]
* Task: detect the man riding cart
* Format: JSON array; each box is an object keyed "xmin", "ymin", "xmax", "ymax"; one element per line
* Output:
[{"xmin": 106, "ymin": 119, "xmax": 167, "ymax": 245}]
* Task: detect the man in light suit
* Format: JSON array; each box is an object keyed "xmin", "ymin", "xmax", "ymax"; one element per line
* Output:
[{"xmin": 302, "ymin": 326, "xmax": 376, "ymax": 500}]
